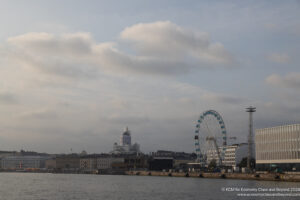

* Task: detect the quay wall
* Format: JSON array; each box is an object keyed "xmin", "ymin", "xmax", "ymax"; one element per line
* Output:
[{"xmin": 125, "ymin": 171, "xmax": 300, "ymax": 182}]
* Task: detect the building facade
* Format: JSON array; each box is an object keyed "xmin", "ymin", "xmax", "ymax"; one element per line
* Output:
[
  {"xmin": 55, "ymin": 156, "xmax": 80, "ymax": 170},
  {"xmin": 80, "ymin": 158, "xmax": 97, "ymax": 171},
  {"xmin": 45, "ymin": 159, "xmax": 56, "ymax": 169},
  {"xmin": 1, "ymin": 156, "xmax": 49, "ymax": 169},
  {"xmin": 256, "ymin": 124, "xmax": 300, "ymax": 171},
  {"xmin": 223, "ymin": 144, "xmax": 248, "ymax": 167},
  {"xmin": 149, "ymin": 157, "xmax": 173, "ymax": 171},
  {"xmin": 206, "ymin": 143, "xmax": 248, "ymax": 167},
  {"xmin": 97, "ymin": 157, "xmax": 124, "ymax": 170}
]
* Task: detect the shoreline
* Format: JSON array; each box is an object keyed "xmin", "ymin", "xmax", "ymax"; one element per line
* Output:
[
  {"xmin": 1, "ymin": 170, "xmax": 300, "ymax": 182},
  {"xmin": 125, "ymin": 171, "xmax": 300, "ymax": 182}
]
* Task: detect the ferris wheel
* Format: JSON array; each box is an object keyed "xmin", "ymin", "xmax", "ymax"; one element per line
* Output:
[{"xmin": 194, "ymin": 110, "xmax": 227, "ymax": 166}]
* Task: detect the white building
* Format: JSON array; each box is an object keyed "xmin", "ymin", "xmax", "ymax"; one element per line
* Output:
[
  {"xmin": 206, "ymin": 143, "xmax": 248, "ymax": 167},
  {"xmin": 255, "ymin": 124, "xmax": 300, "ymax": 171},
  {"xmin": 223, "ymin": 144, "xmax": 248, "ymax": 167},
  {"xmin": 111, "ymin": 127, "xmax": 140, "ymax": 154}
]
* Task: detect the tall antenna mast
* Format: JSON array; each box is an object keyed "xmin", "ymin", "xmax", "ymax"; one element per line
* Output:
[{"xmin": 246, "ymin": 106, "xmax": 256, "ymax": 171}]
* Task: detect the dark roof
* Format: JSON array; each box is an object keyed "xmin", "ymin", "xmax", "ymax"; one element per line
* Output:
[{"xmin": 123, "ymin": 131, "xmax": 131, "ymax": 136}]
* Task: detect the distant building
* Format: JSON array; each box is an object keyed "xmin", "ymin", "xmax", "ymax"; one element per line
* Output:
[
  {"xmin": 124, "ymin": 155, "xmax": 148, "ymax": 170},
  {"xmin": 206, "ymin": 149, "xmax": 219, "ymax": 166},
  {"xmin": 206, "ymin": 143, "xmax": 248, "ymax": 167},
  {"xmin": 149, "ymin": 157, "xmax": 173, "ymax": 171},
  {"xmin": 80, "ymin": 158, "xmax": 97, "ymax": 171},
  {"xmin": 151, "ymin": 150, "xmax": 196, "ymax": 160},
  {"xmin": 45, "ymin": 159, "xmax": 56, "ymax": 169},
  {"xmin": 97, "ymin": 157, "xmax": 124, "ymax": 170},
  {"xmin": 56, "ymin": 156, "xmax": 80, "ymax": 170},
  {"xmin": 151, "ymin": 150, "xmax": 196, "ymax": 169},
  {"xmin": 121, "ymin": 128, "xmax": 131, "ymax": 146},
  {"xmin": 256, "ymin": 124, "xmax": 300, "ymax": 171},
  {"xmin": 1, "ymin": 156, "xmax": 49, "ymax": 169},
  {"xmin": 223, "ymin": 144, "xmax": 248, "ymax": 167},
  {"xmin": 0, "ymin": 151, "xmax": 16, "ymax": 159},
  {"xmin": 111, "ymin": 127, "xmax": 140, "ymax": 154}
]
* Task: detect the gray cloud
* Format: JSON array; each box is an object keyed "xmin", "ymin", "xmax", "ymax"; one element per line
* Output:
[
  {"xmin": 19, "ymin": 109, "xmax": 58, "ymax": 120},
  {"xmin": 266, "ymin": 73, "xmax": 300, "ymax": 90},
  {"xmin": 7, "ymin": 32, "xmax": 92, "ymax": 56},
  {"xmin": 5, "ymin": 21, "xmax": 234, "ymax": 79},
  {"xmin": 6, "ymin": 32, "xmax": 98, "ymax": 79},
  {"xmin": 0, "ymin": 92, "xmax": 18, "ymax": 104},
  {"xmin": 266, "ymin": 53, "xmax": 290, "ymax": 64},
  {"xmin": 93, "ymin": 46, "xmax": 192, "ymax": 75},
  {"xmin": 104, "ymin": 115, "xmax": 150, "ymax": 125},
  {"xmin": 201, "ymin": 93, "xmax": 246, "ymax": 105},
  {"xmin": 120, "ymin": 21, "xmax": 233, "ymax": 64}
]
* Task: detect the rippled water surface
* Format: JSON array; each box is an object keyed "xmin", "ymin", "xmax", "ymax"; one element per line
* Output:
[{"xmin": 0, "ymin": 173, "xmax": 299, "ymax": 200}]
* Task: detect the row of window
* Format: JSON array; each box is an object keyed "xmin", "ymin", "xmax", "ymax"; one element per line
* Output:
[
  {"xmin": 256, "ymin": 142, "xmax": 300, "ymax": 152},
  {"xmin": 257, "ymin": 151, "xmax": 300, "ymax": 160}
]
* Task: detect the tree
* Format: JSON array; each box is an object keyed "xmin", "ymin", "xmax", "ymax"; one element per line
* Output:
[
  {"xmin": 208, "ymin": 159, "xmax": 217, "ymax": 170},
  {"xmin": 239, "ymin": 157, "xmax": 255, "ymax": 169}
]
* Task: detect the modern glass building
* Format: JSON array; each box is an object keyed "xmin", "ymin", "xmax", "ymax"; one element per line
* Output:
[{"xmin": 255, "ymin": 124, "xmax": 300, "ymax": 171}]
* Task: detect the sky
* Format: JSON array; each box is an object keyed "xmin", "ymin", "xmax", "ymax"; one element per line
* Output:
[{"xmin": 0, "ymin": 0, "xmax": 299, "ymax": 154}]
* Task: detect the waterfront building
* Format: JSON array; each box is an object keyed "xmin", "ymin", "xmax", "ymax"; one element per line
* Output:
[
  {"xmin": 150, "ymin": 150, "xmax": 196, "ymax": 170},
  {"xmin": 151, "ymin": 150, "xmax": 196, "ymax": 160},
  {"xmin": 111, "ymin": 127, "xmax": 140, "ymax": 154},
  {"xmin": 223, "ymin": 144, "xmax": 248, "ymax": 167},
  {"xmin": 1, "ymin": 156, "xmax": 49, "ymax": 169},
  {"xmin": 55, "ymin": 156, "xmax": 80, "ymax": 170},
  {"xmin": 255, "ymin": 124, "xmax": 300, "ymax": 171},
  {"xmin": 206, "ymin": 143, "xmax": 248, "ymax": 167},
  {"xmin": 97, "ymin": 157, "xmax": 124, "ymax": 170},
  {"xmin": 45, "ymin": 159, "xmax": 56, "ymax": 169},
  {"xmin": 151, "ymin": 150, "xmax": 173, "ymax": 157},
  {"xmin": 124, "ymin": 155, "xmax": 148, "ymax": 170},
  {"xmin": 149, "ymin": 157, "xmax": 173, "ymax": 171},
  {"xmin": 174, "ymin": 159, "xmax": 194, "ymax": 168},
  {"xmin": 0, "ymin": 151, "xmax": 16, "ymax": 159},
  {"xmin": 80, "ymin": 158, "xmax": 97, "ymax": 171}
]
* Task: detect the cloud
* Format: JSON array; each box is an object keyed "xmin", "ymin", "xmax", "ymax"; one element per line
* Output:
[
  {"xmin": 0, "ymin": 92, "xmax": 18, "ymax": 104},
  {"xmin": 104, "ymin": 114, "xmax": 150, "ymax": 125},
  {"xmin": 91, "ymin": 44, "xmax": 192, "ymax": 75},
  {"xmin": 201, "ymin": 93, "xmax": 246, "ymax": 105},
  {"xmin": 6, "ymin": 32, "xmax": 97, "ymax": 79},
  {"xmin": 266, "ymin": 73, "xmax": 300, "ymax": 90},
  {"xmin": 7, "ymin": 32, "xmax": 93, "ymax": 56},
  {"xmin": 4, "ymin": 21, "xmax": 234, "ymax": 79},
  {"xmin": 266, "ymin": 53, "xmax": 290, "ymax": 64},
  {"xmin": 19, "ymin": 109, "xmax": 58, "ymax": 120},
  {"xmin": 120, "ymin": 21, "xmax": 233, "ymax": 64}
]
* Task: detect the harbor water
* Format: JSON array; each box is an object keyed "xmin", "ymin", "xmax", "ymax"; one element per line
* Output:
[{"xmin": 0, "ymin": 173, "xmax": 299, "ymax": 200}]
